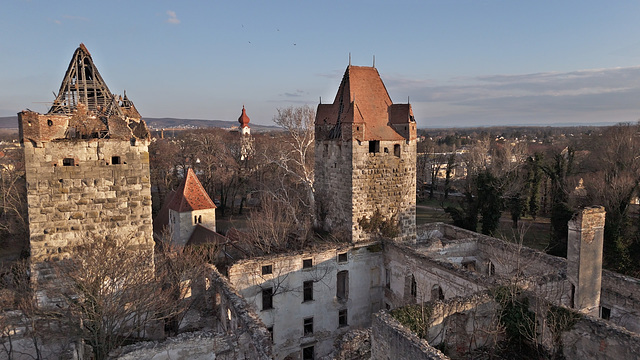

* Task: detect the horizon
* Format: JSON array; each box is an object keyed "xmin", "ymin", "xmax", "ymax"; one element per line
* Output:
[{"xmin": 3, "ymin": 1, "xmax": 640, "ymax": 128}]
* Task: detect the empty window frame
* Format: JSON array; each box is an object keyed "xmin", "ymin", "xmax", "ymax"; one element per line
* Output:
[
  {"xmin": 302, "ymin": 345, "xmax": 315, "ymax": 360},
  {"xmin": 303, "ymin": 280, "xmax": 313, "ymax": 302},
  {"xmin": 338, "ymin": 309, "xmax": 348, "ymax": 327},
  {"xmin": 262, "ymin": 287, "xmax": 273, "ymax": 310},
  {"xmin": 600, "ymin": 306, "xmax": 611, "ymax": 320},
  {"xmin": 303, "ymin": 258, "xmax": 313, "ymax": 269},
  {"xmin": 431, "ymin": 284, "xmax": 444, "ymax": 301},
  {"xmin": 337, "ymin": 270, "xmax": 349, "ymax": 300},
  {"xmin": 385, "ymin": 268, "xmax": 391, "ymax": 289},
  {"xmin": 488, "ymin": 261, "xmax": 495, "ymax": 276},
  {"xmin": 394, "ymin": 144, "xmax": 401, "ymax": 157},
  {"xmin": 368, "ymin": 140, "xmax": 380, "ymax": 154},
  {"xmin": 303, "ymin": 317, "xmax": 313, "ymax": 336},
  {"xmin": 111, "ymin": 156, "xmax": 121, "ymax": 165},
  {"xmin": 62, "ymin": 158, "xmax": 75, "ymax": 166},
  {"xmin": 337, "ymin": 252, "xmax": 348, "ymax": 263},
  {"xmin": 410, "ymin": 275, "xmax": 417, "ymax": 298},
  {"xmin": 262, "ymin": 264, "xmax": 273, "ymax": 275}
]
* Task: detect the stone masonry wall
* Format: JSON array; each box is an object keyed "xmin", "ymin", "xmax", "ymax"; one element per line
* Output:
[
  {"xmin": 315, "ymin": 138, "xmax": 416, "ymax": 244},
  {"xmin": 351, "ymin": 140, "xmax": 416, "ymax": 243},
  {"xmin": 23, "ymin": 138, "xmax": 154, "ymax": 284},
  {"xmin": 371, "ymin": 311, "xmax": 448, "ymax": 360},
  {"xmin": 315, "ymin": 140, "xmax": 353, "ymax": 238}
]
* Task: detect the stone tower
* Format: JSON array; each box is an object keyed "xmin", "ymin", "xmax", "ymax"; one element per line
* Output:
[
  {"xmin": 166, "ymin": 168, "xmax": 217, "ymax": 247},
  {"xmin": 315, "ymin": 65, "xmax": 417, "ymax": 243},
  {"xmin": 567, "ymin": 206, "xmax": 606, "ymax": 316},
  {"xmin": 18, "ymin": 44, "xmax": 154, "ymax": 287}
]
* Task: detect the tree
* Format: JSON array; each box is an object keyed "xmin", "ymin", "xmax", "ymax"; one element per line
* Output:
[
  {"xmin": 444, "ymin": 153, "xmax": 456, "ymax": 199},
  {"xmin": 542, "ymin": 148, "xmax": 575, "ymax": 257},
  {"xmin": 45, "ymin": 234, "xmax": 210, "ymax": 360},
  {"xmin": 268, "ymin": 105, "xmax": 316, "ymax": 228}
]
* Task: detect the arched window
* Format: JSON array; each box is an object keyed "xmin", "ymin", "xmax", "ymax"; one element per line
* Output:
[{"xmin": 431, "ymin": 284, "xmax": 444, "ymax": 301}]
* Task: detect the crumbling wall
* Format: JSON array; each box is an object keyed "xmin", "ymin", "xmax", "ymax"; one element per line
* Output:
[
  {"xmin": 426, "ymin": 293, "xmax": 502, "ymax": 356},
  {"xmin": 114, "ymin": 265, "xmax": 272, "ymax": 360},
  {"xmin": 561, "ymin": 313, "xmax": 640, "ymax": 359},
  {"xmin": 228, "ymin": 243, "xmax": 384, "ymax": 360},
  {"xmin": 383, "ymin": 240, "xmax": 487, "ymax": 309},
  {"xmin": 371, "ymin": 311, "xmax": 448, "ymax": 360},
  {"xmin": 601, "ymin": 270, "xmax": 640, "ymax": 333}
]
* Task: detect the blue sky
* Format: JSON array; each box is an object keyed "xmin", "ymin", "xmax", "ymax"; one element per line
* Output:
[{"xmin": 3, "ymin": 1, "xmax": 640, "ymax": 128}]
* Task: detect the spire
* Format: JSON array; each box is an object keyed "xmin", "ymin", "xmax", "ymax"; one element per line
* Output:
[
  {"xmin": 48, "ymin": 43, "xmax": 122, "ymax": 117},
  {"xmin": 238, "ymin": 105, "xmax": 251, "ymax": 128}
]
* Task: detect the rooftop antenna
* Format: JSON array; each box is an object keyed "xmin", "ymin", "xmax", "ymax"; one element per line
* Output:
[
  {"xmin": 319, "ymin": 96, "xmax": 322, "ymax": 104},
  {"xmin": 349, "ymin": 53, "xmax": 351, "ymax": 66},
  {"xmin": 373, "ymin": 55, "xmax": 375, "ymax": 68}
]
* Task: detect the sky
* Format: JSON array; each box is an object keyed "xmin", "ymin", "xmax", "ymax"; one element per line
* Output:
[{"xmin": 3, "ymin": 1, "xmax": 640, "ymax": 128}]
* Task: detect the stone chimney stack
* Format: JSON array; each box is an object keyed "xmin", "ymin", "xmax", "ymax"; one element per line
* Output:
[{"xmin": 566, "ymin": 205, "xmax": 606, "ymax": 316}]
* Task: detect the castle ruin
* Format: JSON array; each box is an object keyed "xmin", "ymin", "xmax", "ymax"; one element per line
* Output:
[{"xmin": 18, "ymin": 44, "xmax": 154, "ymax": 292}]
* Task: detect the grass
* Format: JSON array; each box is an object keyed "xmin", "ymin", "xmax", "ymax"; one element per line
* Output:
[{"xmin": 416, "ymin": 197, "xmax": 552, "ymax": 251}]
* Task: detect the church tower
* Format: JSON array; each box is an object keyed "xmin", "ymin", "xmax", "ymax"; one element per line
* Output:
[
  {"xmin": 315, "ymin": 65, "xmax": 417, "ymax": 243},
  {"xmin": 18, "ymin": 44, "xmax": 154, "ymax": 289}
]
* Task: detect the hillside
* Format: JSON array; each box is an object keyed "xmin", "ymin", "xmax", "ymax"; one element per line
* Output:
[{"xmin": 0, "ymin": 116, "xmax": 279, "ymax": 132}]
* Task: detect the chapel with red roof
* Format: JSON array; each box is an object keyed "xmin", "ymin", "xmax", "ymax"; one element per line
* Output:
[
  {"xmin": 154, "ymin": 168, "xmax": 220, "ymax": 247},
  {"xmin": 315, "ymin": 65, "xmax": 417, "ymax": 243}
]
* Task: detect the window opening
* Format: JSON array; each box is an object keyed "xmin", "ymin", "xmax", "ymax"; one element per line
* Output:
[
  {"xmin": 62, "ymin": 158, "xmax": 75, "ymax": 166},
  {"xmin": 302, "ymin": 345, "xmax": 315, "ymax": 360},
  {"xmin": 384, "ymin": 147, "xmax": 389, "ymax": 153},
  {"xmin": 47, "ymin": 119, "xmax": 53, "ymax": 126},
  {"xmin": 337, "ymin": 252, "xmax": 348, "ymax": 263},
  {"xmin": 431, "ymin": 284, "xmax": 444, "ymax": 301},
  {"xmin": 111, "ymin": 156, "xmax": 121, "ymax": 165},
  {"xmin": 385, "ymin": 268, "xmax": 391, "ymax": 289},
  {"xmin": 303, "ymin": 280, "xmax": 313, "ymax": 302},
  {"xmin": 262, "ymin": 264, "xmax": 273, "ymax": 275},
  {"xmin": 267, "ymin": 326, "xmax": 274, "ymax": 341},
  {"xmin": 410, "ymin": 275, "xmax": 417, "ymax": 297},
  {"xmin": 394, "ymin": 144, "xmax": 401, "ymax": 157},
  {"xmin": 601, "ymin": 306, "xmax": 611, "ymax": 320},
  {"xmin": 338, "ymin": 309, "xmax": 348, "ymax": 327},
  {"xmin": 262, "ymin": 287, "xmax": 273, "ymax": 310},
  {"xmin": 368, "ymin": 140, "xmax": 380, "ymax": 154},
  {"xmin": 337, "ymin": 270, "xmax": 348, "ymax": 300},
  {"xmin": 488, "ymin": 261, "xmax": 495, "ymax": 276},
  {"xmin": 303, "ymin": 258, "xmax": 313, "ymax": 269},
  {"xmin": 303, "ymin": 317, "xmax": 314, "ymax": 336}
]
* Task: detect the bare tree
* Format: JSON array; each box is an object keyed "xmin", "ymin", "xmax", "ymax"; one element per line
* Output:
[
  {"xmin": 45, "ymin": 234, "xmax": 210, "ymax": 360},
  {"xmin": 269, "ymin": 105, "xmax": 316, "ymax": 227}
]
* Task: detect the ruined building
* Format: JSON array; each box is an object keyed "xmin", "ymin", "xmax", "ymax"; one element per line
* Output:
[
  {"xmin": 315, "ymin": 65, "xmax": 417, "ymax": 243},
  {"xmin": 18, "ymin": 44, "xmax": 154, "ymax": 292}
]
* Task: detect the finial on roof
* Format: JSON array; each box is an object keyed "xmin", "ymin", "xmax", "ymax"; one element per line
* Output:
[
  {"xmin": 349, "ymin": 53, "xmax": 351, "ymax": 66},
  {"xmin": 408, "ymin": 96, "xmax": 410, "ymax": 104},
  {"xmin": 238, "ymin": 105, "xmax": 250, "ymax": 128},
  {"xmin": 373, "ymin": 55, "xmax": 375, "ymax": 68},
  {"xmin": 319, "ymin": 96, "xmax": 322, "ymax": 104}
]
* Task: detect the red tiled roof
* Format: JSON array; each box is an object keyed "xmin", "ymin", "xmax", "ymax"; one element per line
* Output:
[
  {"xmin": 186, "ymin": 225, "xmax": 228, "ymax": 246},
  {"xmin": 316, "ymin": 65, "xmax": 410, "ymax": 141},
  {"xmin": 238, "ymin": 105, "xmax": 250, "ymax": 128},
  {"xmin": 167, "ymin": 168, "xmax": 216, "ymax": 212}
]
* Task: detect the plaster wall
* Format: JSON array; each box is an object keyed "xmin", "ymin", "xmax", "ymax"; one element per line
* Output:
[{"xmin": 228, "ymin": 243, "xmax": 384, "ymax": 360}]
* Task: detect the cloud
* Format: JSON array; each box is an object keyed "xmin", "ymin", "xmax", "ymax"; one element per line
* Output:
[
  {"xmin": 166, "ymin": 10, "xmax": 180, "ymax": 25},
  {"xmin": 383, "ymin": 66, "xmax": 640, "ymax": 126},
  {"xmin": 280, "ymin": 89, "xmax": 307, "ymax": 98}
]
